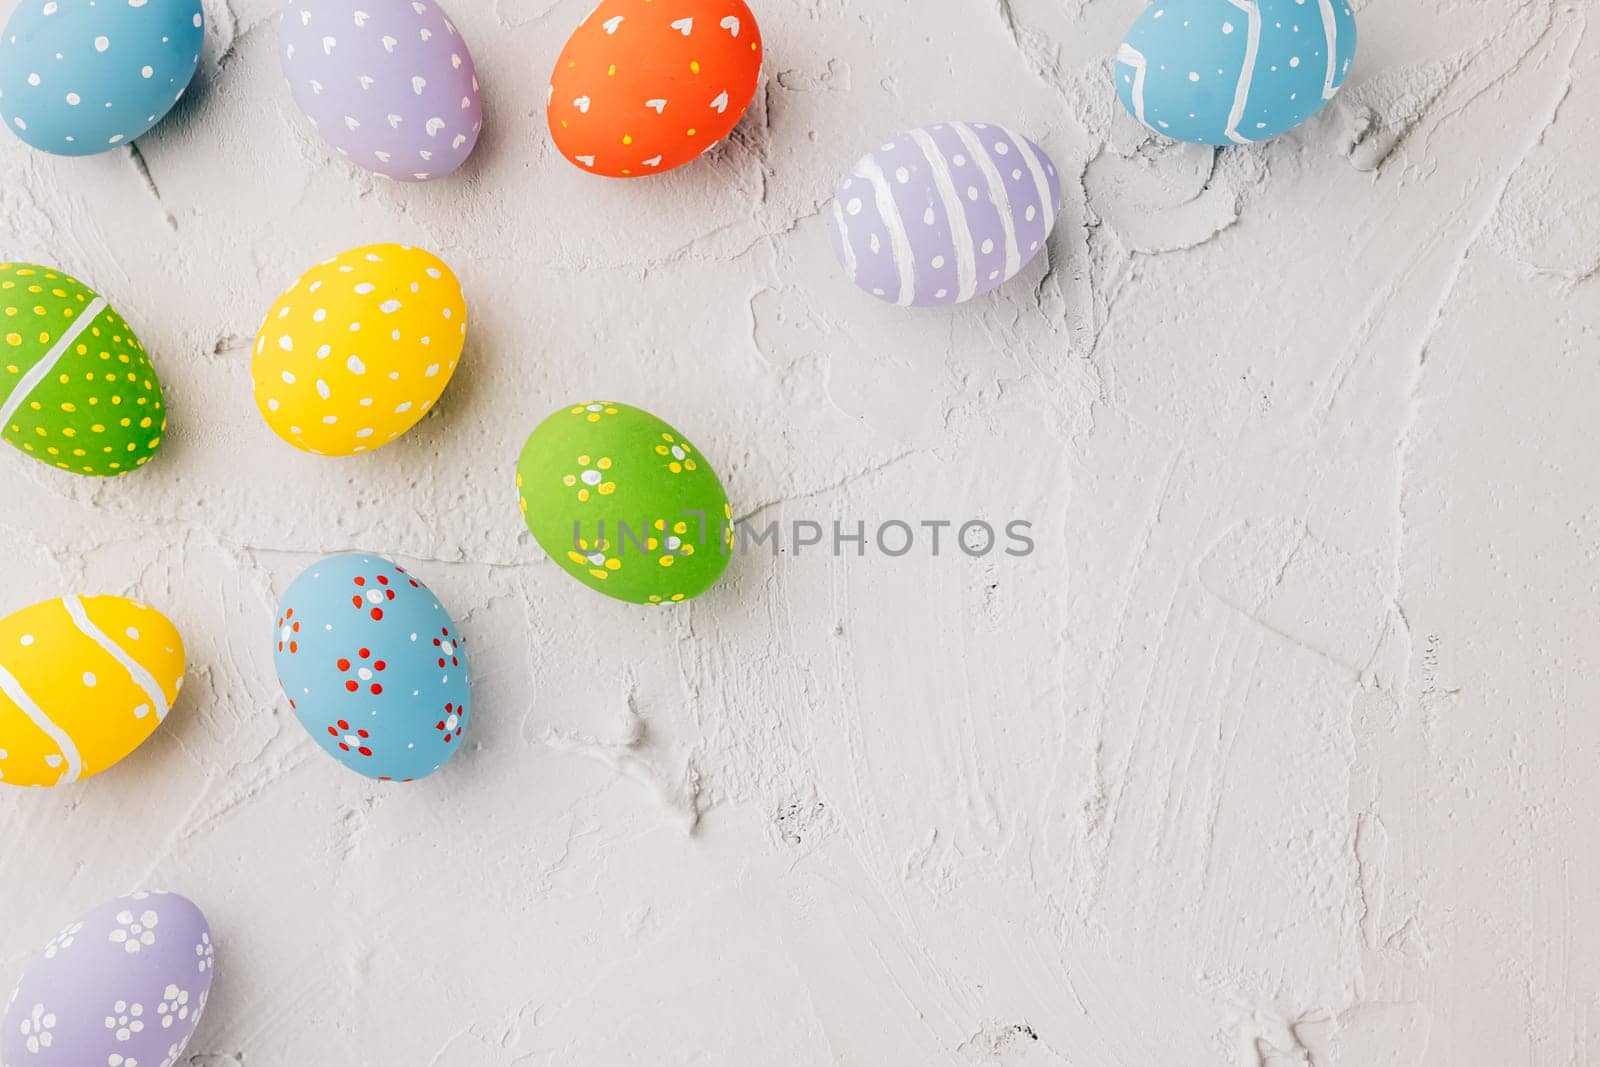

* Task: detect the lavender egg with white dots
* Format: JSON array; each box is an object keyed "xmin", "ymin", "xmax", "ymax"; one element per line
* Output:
[
  {"xmin": 0, "ymin": 0, "xmax": 204, "ymax": 157},
  {"xmin": 830, "ymin": 122, "xmax": 1063, "ymax": 308},
  {"xmin": 278, "ymin": 0, "xmax": 483, "ymax": 182}
]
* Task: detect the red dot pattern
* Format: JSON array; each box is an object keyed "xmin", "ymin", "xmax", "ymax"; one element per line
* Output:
[
  {"xmin": 435, "ymin": 701, "xmax": 466, "ymax": 744},
  {"xmin": 276, "ymin": 607, "xmax": 301, "ymax": 654},
  {"xmin": 327, "ymin": 719, "xmax": 374, "ymax": 758}
]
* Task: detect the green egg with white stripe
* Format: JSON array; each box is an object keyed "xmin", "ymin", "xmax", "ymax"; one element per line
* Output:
[{"xmin": 0, "ymin": 262, "xmax": 166, "ymax": 477}]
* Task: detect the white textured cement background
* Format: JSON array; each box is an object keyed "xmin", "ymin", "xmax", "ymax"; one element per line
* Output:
[{"xmin": 2, "ymin": 0, "xmax": 1598, "ymax": 1062}]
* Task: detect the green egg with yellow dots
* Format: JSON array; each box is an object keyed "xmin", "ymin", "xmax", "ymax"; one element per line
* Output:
[
  {"xmin": 517, "ymin": 402, "xmax": 734, "ymax": 605},
  {"xmin": 0, "ymin": 263, "xmax": 165, "ymax": 477}
]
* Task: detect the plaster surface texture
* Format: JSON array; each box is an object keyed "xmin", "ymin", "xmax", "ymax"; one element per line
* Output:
[{"xmin": 1, "ymin": 0, "xmax": 1597, "ymax": 1063}]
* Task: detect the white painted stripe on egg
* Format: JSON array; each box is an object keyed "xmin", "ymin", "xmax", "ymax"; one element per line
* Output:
[
  {"xmin": 908, "ymin": 126, "xmax": 975, "ymax": 302},
  {"xmin": 853, "ymin": 155, "xmax": 915, "ymax": 306},
  {"xmin": 831, "ymin": 198, "xmax": 858, "ymax": 283},
  {"xmin": 954, "ymin": 123, "xmax": 1019, "ymax": 283},
  {"xmin": 1223, "ymin": 0, "xmax": 1262, "ymax": 145},
  {"xmin": 0, "ymin": 661, "xmax": 80, "ymax": 784},
  {"xmin": 1116, "ymin": 43, "xmax": 1151, "ymax": 128},
  {"xmin": 0, "ymin": 296, "xmax": 106, "ymax": 432},
  {"xmin": 62, "ymin": 596, "xmax": 171, "ymax": 723},
  {"xmin": 1014, "ymin": 135, "xmax": 1057, "ymax": 254},
  {"xmin": 1318, "ymin": 0, "xmax": 1339, "ymax": 99}
]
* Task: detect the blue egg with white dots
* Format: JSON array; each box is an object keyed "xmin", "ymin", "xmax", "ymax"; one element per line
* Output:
[
  {"xmin": 1114, "ymin": 0, "xmax": 1357, "ymax": 146},
  {"xmin": 0, "ymin": 0, "xmax": 204, "ymax": 157},
  {"xmin": 273, "ymin": 552, "xmax": 472, "ymax": 783}
]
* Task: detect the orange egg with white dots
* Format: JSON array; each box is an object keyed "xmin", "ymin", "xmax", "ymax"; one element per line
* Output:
[
  {"xmin": 547, "ymin": 0, "xmax": 762, "ymax": 178},
  {"xmin": 251, "ymin": 244, "xmax": 467, "ymax": 457}
]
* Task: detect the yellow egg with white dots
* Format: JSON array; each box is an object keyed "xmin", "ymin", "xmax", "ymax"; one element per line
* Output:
[{"xmin": 250, "ymin": 244, "xmax": 467, "ymax": 456}]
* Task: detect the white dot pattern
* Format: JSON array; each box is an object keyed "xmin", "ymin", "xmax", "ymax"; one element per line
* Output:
[
  {"xmin": 251, "ymin": 244, "xmax": 467, "ymax": 456},
  {"xmin": 277, "ymin": 0, "xmax": 483, "ymax": 182},
  {"xmin": 0, "ymin": 0, "xmax": 203, "ymax": 156}
]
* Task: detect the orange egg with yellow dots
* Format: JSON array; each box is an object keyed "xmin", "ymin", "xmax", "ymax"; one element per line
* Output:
[{"xmin": 547, "ymin": 0, "xmax": 762, "ymax": 178}]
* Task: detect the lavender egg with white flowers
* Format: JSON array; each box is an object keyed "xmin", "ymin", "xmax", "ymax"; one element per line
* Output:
[
  {"xmin": 829, "ymin": 122, "xmax": 1062, "ymax": 308},
  {"xmin": 2, "ymin": 891, "xmax": 213, "ymax": 1067}
]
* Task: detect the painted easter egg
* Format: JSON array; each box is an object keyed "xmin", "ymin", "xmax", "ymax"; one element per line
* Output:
[
  {"xmin": 274, "ymin": 553, "xmax": 470, "ymax": 781},
  {"xmin": 278, "ymin": 0, "xmax": 483, "ymax": 181},
  {"xmin": 1, "ymin": 890, "xmax": 213, "ymax": 1067},
  {"xmin": 1114, "ymin": 0, "xmax": 1357, "ymax": 145},
  {"xmin": 0, "ymin": 595, "xmax": 185, "ymax": 788},
  {"xmin": 517, "ymin": 402, "xmax": 732, "ymax": 605},
  {"xmin": 0, "ymin": 262, "xmax": 166, "ymax": 477},
  {"xmin": 547, "ymin": 0, "xmax": 762, "ymax": 177},
  {"xmin": 829, "ymin": 123, "xmax": 1063, "ymax": 308},
  {"xmin": 251, "ymin": 244, "xmax": 466, "ymax": 456},
  {"xmin": 0, "ymin": 0, "xmax": 203, "ymax": 156}
]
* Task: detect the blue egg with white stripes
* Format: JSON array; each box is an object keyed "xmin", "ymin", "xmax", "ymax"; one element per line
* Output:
[
  {"xmin": 829, "ymin": 122, "xmax": 1063, "ymax": 308},
  {"xmin": 1114, "ymin": 0, "xmax": 1356, "ymax": 146},
  {"xmin": 0, "ymin": 0, "xmax": 204, "ymax": 157}
]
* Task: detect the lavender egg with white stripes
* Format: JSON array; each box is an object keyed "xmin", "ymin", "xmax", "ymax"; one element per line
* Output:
[
  {"xmin": 829, "ymin": 123, "xmax": 1063, "ymax": 308},
  {"xmin": 1114, "ymin": 0, "xmax": 1357, "ymax": 146}
]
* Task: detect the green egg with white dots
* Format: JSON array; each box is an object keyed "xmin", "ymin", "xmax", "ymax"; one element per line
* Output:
[
  {"xmin": 0, "ymin": 262, "xmax": 165, "ymax": 477},
  {"xmin": 517, "ymin": 402, "xmax": 734, "ymax": 605}
]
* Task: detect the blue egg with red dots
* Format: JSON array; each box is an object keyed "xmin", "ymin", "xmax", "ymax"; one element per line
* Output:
[
  {"xmin": 0, "ymin": 0, "xmax": 205, "ymax": 157},
  {"xmin": 1113, "ymin": 0, "xmax": 1357, "ymax": 146},
  {"xmin": 273, "ymin": 552, "xmax": 470, "ymax": 782}
]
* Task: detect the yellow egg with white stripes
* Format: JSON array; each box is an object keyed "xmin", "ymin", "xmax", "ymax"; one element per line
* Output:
[
  {"xmin": 250, "ymin": 243, "xmax": 467, "ymax": 456},
  {"xmin": 0, "ymin": 595, "xmax": 185, "ymax": 788}
]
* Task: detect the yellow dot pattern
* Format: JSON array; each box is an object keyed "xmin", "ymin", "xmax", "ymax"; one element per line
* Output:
[
  {"xmin": 546, "ymin": 0, "xmax": 763, "ymax": 178},
  {"xmin": 0, "ymin": 263, "xmax": 166, "ymax": 477},
  {"xmin": 516, "ymin": 401, "xmax": 733, "ymax": 605},
  {"xmin": 250, "ymin": 244, "xmax": 467, "ymax": 457}
]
